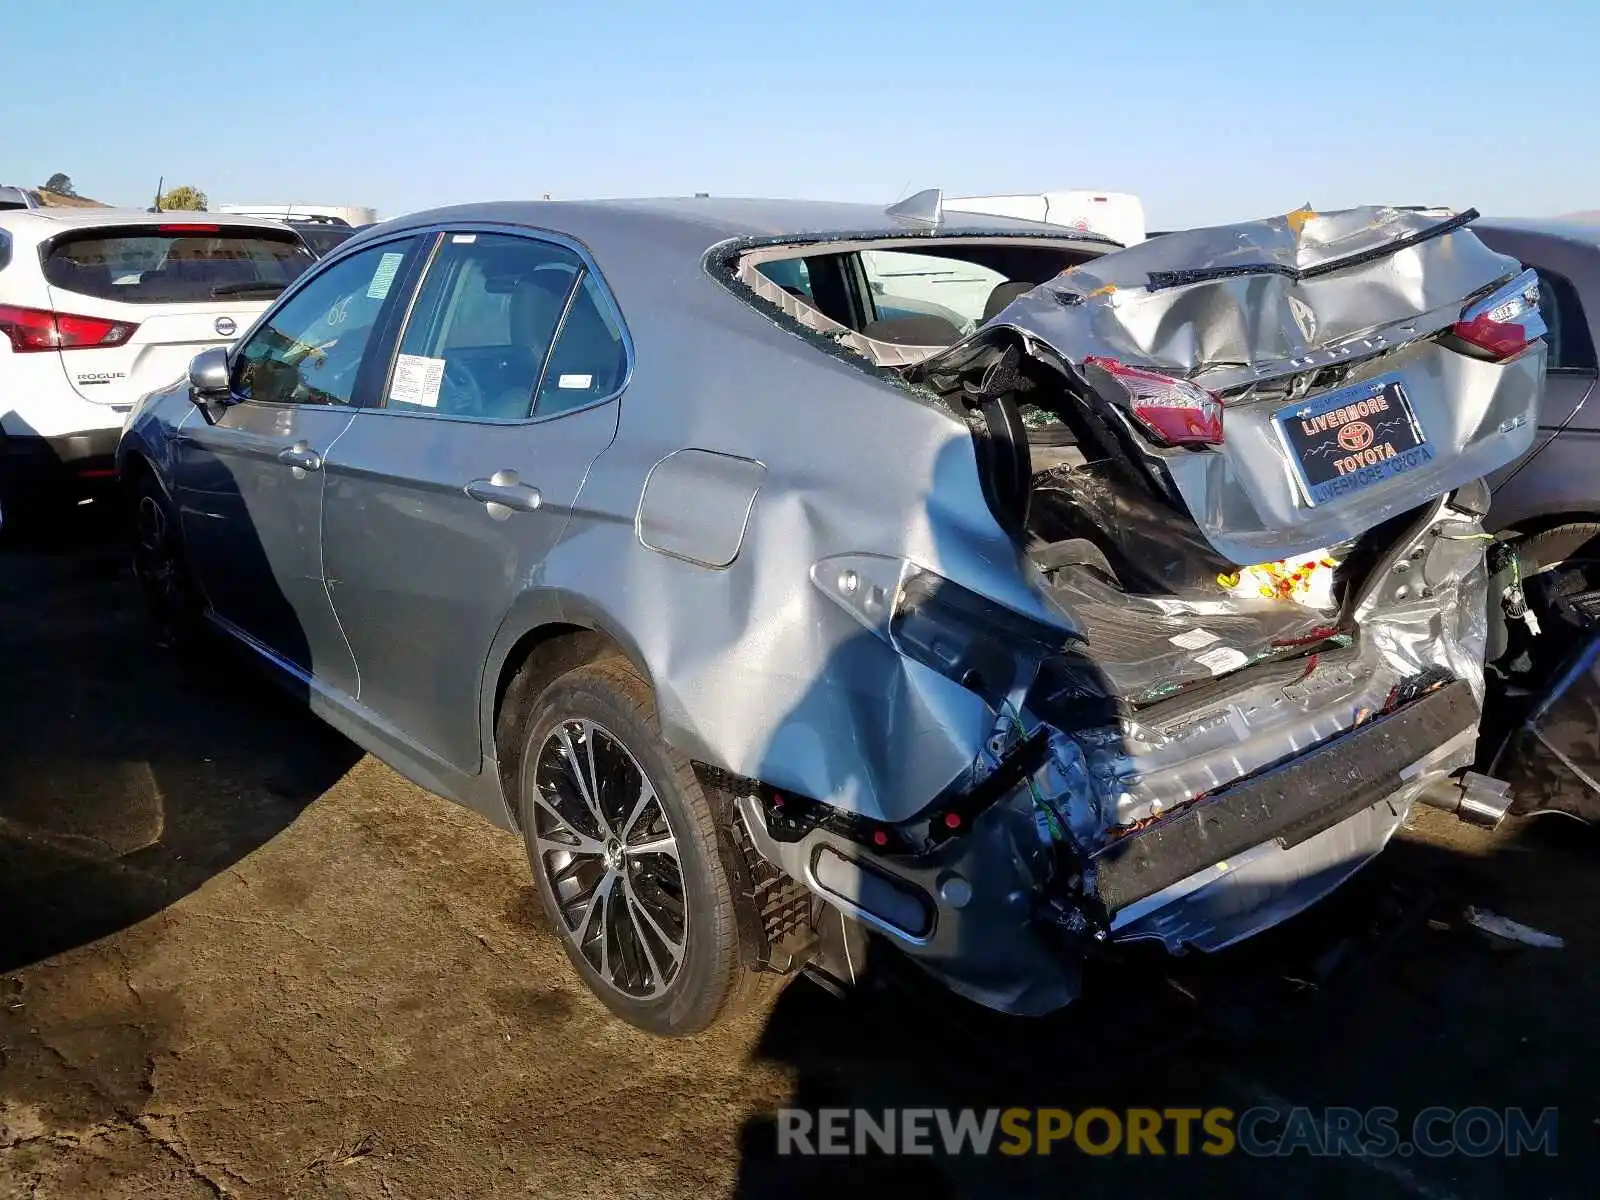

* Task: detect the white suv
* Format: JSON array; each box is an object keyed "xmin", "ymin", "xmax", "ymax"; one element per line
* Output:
[{"xmin": 0, "ymin": 208, "xmax": 315, "ymax": 518}]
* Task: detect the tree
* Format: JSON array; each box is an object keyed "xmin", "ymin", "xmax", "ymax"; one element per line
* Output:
[
  {"xmin": 158, "ymin": 185, "xmax": 208, "ymax": 211},
  {"xmin": 41, "ymin": 173, "xmax": 76, "ymax": 196}
]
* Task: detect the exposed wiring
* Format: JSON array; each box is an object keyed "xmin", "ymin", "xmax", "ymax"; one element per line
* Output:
[{"xmin": 1003, "ymin": 698, "xmax": 1068, "ymax": 842}]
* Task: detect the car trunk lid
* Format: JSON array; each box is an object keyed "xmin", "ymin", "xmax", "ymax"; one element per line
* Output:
[
  {"xmin": 47, "ymin": 302, "xmax": 277, "ymax": 409},
  {"xmin": 916, "ymin": 205, "xmax": 1546, "ymax": 567}
]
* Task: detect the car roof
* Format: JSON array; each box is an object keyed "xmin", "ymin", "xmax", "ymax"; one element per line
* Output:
[
  {"xmin": 341, "ymin": 197, "xmax": 1121, "ymax": 361},
  {"xmin": 378, "ymin": 195, "xmax": 1111, "ymax": 246},
  {"xmin": 1475, "ymin": 216, "xmax": 1600, "ymax": 248}
]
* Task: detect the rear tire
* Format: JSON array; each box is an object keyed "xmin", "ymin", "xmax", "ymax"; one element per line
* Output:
[
  {"xmin": 1488, "ymin": 524, "xmax": 1600, "ymax": 821},
  {"xmin": 1519, "ymin": 523, "xmax": 1600, "ymax": 637},
  {"xmin": 510, "ymin": 655, "xmax": 768, "ymax": 1036}
]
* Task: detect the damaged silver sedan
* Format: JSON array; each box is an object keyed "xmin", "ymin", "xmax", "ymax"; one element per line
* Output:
[{"xmin": 118, "ymin": 195, "xmax": 1547, "ymax": 1034}]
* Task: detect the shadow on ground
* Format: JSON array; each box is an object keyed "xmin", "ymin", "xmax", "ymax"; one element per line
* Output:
[
  {"xmin": 733, "ymin": 804, "xmax": 1599, "ymax": 1198},
  {"xmin": 1, "ymin": 502, "xmax": 1595, "ymax": 1198},
  {"xmin": 0, "ymin": 503, "xmax": 361, "ymax": 973}
]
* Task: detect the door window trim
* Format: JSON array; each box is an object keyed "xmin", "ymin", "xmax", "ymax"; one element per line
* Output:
[
  {"xmin": 362, "ymin": 222, "xmax": 635, "ymax": 427},
  {"xmin": 224, "ymin": 231, "xmax": 429, "ymax": 410},
  {"xmin": 1534, "ymin": 264, "xmax": 1598, "ymax": 376}
]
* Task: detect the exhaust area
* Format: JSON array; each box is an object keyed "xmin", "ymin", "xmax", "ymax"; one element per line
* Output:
[{"xmin": 1417, "ymin": 771, "xmax": 1515, "ymax": 829}]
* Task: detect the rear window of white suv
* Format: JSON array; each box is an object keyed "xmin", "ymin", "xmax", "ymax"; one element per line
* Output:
[{"xmin": 42, "ymin": 223, "xmax": 315, "ymax": 304}]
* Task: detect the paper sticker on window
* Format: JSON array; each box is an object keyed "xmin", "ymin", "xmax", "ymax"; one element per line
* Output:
[
  {"xmin": 451, "ymin": 234, "xmax": 477, "ymax": 244},
  {"xmin": 1169, "ymin": 628, "xmax": 1219, "ymax": 650},
  {"xmin": 557, "ymin": 374, "xmax": 592, "ymax": 389},
  {"xmin": 1194, "ymin": 646, "xmax": 1249, "ymax": 676},
  {"xmin": 390, "ymin": 353, "xmax": 445, "ymax": 408},
  {"xmin": 366, "ymin": 251, "xmax": 405, "ymax": 300}
]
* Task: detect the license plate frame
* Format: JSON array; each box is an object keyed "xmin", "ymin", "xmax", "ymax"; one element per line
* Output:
[{"xmin": 1276, "ymin": 373, "xmax": 1434, "ymax": 506}]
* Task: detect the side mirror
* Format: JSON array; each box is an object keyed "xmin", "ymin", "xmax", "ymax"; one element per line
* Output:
[{"xmin": 188, "ymin": 347, "xmax": 233, "ymax": 423}]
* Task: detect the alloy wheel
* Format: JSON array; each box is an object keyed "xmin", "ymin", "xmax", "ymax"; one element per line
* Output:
[
  {"xmin": 132, "ymin": 492, "xmax": 181, "ymax": 618},
  {"xmin": 531, "ymin": 718, "xmax": 687, "ymax": 999}
]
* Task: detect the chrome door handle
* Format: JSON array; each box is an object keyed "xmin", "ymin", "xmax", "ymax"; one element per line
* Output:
[
  {"xmin": 466, "ymin": 470, "xmax": 542, "ymax": 513},
  {"xmin": 278, "ymin": 443, "xmax": 323, "ymax": 472}
]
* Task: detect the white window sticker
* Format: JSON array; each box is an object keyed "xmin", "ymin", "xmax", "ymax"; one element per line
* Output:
[
  {"xmin": 1195, "ymin": 646, "xmax": 1249, "ymax": 676},
  {"xmin": 366, "ymin": 251, "xmax": 405, "ymax": 300},
  {"xmin": 451, "ymin": 233, "xmax": 477, "ymax": 244},
  {"xmin": 390, "ymin": 354, "xmax": 446, "ymax": 408},
  {"xmin": 557, "ymin": 373, "xmax": 593, "ymax": 390},
  {"xmin": 1169, "ymin": 628, "xmax": 1220, "ymax": 650}
]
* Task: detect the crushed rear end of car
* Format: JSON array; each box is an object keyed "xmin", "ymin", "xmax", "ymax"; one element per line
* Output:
[{"xmin": 734, "ymin": 207, "xmax": 1547, "ymax": 1013}]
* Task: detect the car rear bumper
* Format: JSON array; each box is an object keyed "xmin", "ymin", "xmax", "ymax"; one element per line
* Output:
[
  {"xmin": 1, "ymin": 427, "xmax": 123, "ymax": 493},
  {"xmin": 737, "ymin": 680, "xmax": 1480, "ymax": 1016},
  {"xmin": 1095, "ymin": 680, "xmax": 1475, "ymax": 915}
]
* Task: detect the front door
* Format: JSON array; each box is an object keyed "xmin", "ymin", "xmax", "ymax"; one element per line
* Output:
[
  {"xmin": 174, "ymin": 239, "xmax": 420, "ymax": 692},
  {"xmin": 321, "ymin": 229, "xmax": 630, "ymax": 771}
]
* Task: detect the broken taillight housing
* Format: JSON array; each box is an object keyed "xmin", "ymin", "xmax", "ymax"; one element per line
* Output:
[
  {"xmin": 811, "ymin": 554, "xmax": 1075, "ymax": 704},
  {"xmin": 1084, "ymin": 356, "xmax": 1224, "ymax": 447},
  {"xmin": 1451, "ymin": 268, "xmax": 1546, "ymax": 360}
]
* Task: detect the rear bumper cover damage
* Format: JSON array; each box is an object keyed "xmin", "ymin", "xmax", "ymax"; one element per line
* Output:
[
  {"xmin": 740, "ymin": 620, "xmax": 1488, "ymax": 1015},
  {"xmin": 1095, "ymin": 679, "xmax": 1476, "ymax": 915}
]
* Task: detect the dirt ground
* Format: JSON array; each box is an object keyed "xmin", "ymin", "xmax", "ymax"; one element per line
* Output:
[{"xmin": 1, "ymin": 506, "xmax": 1595, "ymax": 1199}]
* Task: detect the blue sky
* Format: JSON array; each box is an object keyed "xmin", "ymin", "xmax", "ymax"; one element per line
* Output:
[{"xmin": 7, "ymin": 0, "xmax": 1596, "ymax": 227}]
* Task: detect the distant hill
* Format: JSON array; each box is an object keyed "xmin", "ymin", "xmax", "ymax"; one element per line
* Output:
[
  {"xmin": 1561, "ymin": 210, "xmax": 1600, "ymax": 221},
  {"xmin": 35, "ymin": 188, "xmax": 108, "ymax": 208}
]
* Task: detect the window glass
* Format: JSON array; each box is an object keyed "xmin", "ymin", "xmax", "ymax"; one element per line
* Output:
[
  {"xmin": 44, "ymin": 226, "xmax": 313, "ymax": 303},
  {"xmin": 858, "ymin": 248, "xmax": 1007, "ymax": 337},
  {"xmin": 389, "ymin": 233, "xmax": 581, "ymax": 419},
  {"xmin": 230, "ymin": 241, "xmax": 413, "ymax": 406},
  {"xmin": 1534, "ymin": 268, "xmax": 1597, "ymax": 372},
  {"xmin": 294, "ymin": 224, "xmax": 358, "ymax": 259},
  {"xmin": 756, "ymin": 257, "xmax": 814, "ymax": 301},
  {"xmin": 535, "ymin": 273, "xmax": 629, "ymax": 417}
]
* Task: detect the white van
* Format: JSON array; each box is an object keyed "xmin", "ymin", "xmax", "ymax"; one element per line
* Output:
[
  {"xmin": 944, "ymin": 190, "xmax": 1146, "ymax": 247},
  {"xmin": 218, "ymin": 203, "xmax": 378, "ymax": 227}
]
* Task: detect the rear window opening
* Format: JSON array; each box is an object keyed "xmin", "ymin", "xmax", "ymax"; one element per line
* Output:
[
  {"xmin": 42, "ymin": 225, "xmax": 315, "ymax": 304},
  {"xmin": 733, "ymin": 236, "xmax": 1104, "ymax": 368}
]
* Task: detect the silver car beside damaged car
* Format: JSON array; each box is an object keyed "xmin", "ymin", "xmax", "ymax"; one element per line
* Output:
[{"xmin": 119, "ymin": 197, "xmax": 1545, "ymax": 1034}]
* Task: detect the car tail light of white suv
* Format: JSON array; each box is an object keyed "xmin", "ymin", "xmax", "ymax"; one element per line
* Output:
[{"xmin": 0, "ymin": 303, "xmax": 138, "ymax": 352}]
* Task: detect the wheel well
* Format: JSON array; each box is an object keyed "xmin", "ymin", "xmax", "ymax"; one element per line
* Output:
[
  {"xmin": 116, "ymin": 452, "xmax": 158, "ymax": 517},
  {"xmin": 490, "ymin": 623, "xmax": 632, "ymax": 821},
  {"xmin": 1498, "ymin": 511, "xmax": 1600, "ymax": 541},
  {"xmin": 119, "ymin": 451, "xmax": 154, "ymax": 490}
]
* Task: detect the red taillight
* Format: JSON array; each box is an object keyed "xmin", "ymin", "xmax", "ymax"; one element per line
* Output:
[
  {"xmin": 1085, "ymin": 356, "xmax": 1224, "ymax": 446},
  {"xmin": 0, "ymin": 304, "xmax": 137, "ymax": 353},
  {"xmin": 158, "ymin": 223, "xmax": 220, "ymax": 233},
  {"xmin": 1451, "ymin": 269, "xmax": 1546, "ymax": 361}
]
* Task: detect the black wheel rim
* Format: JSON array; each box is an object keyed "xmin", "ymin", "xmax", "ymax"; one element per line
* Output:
[
  {"xmin": 132, "ymin": 493, "xmax": 182, "ymax": 620},
  {"xmin": 531, "ymin": 718, "xmax": 686, "ymax": 999}
]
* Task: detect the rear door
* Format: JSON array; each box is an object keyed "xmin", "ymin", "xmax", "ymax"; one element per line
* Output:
[
  {"xmin": 320, "ymin": 228, "xmax": 629, "ymax": 771},
  {"xmin": 40, "ymin": 221, "xmax": 314, "ymax": 410},
  {"xmin": 173, "ymin": 237, "xmax": 422, "ymax": 693}
]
